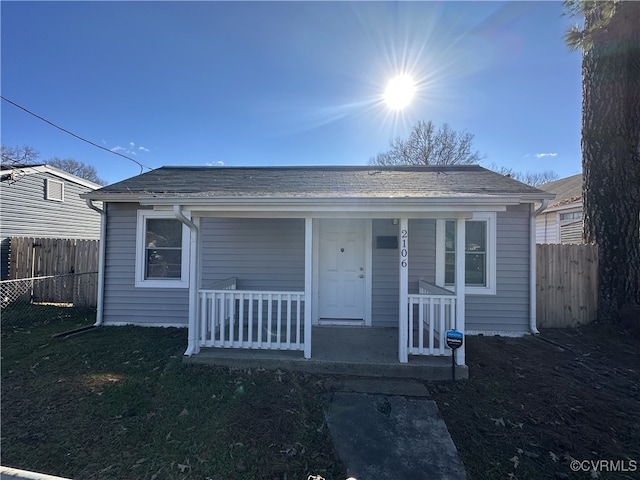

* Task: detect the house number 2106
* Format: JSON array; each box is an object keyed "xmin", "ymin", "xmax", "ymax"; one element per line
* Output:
[{"xmin": 400, "ymin": 229, "xmax": 408, "ymax": 268}]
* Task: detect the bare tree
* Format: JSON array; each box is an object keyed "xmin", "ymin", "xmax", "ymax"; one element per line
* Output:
[
  {"xmin": 48, "ymin": 158, "xmax": 105, "ymax": 185},
  {"xmin": 0, "ymin": 145, "xmax": 105, "ymax": 185},
  {"xmin": 0, "ymin": 144, "xmax": 39, "ymax": 166},
  {"xmin": 369, "ymin": 121, "xmax": 484, "ymax": 166},
  {"xmin": 487, "ymin": 164, "xmax": 559, "ymax": 187}
]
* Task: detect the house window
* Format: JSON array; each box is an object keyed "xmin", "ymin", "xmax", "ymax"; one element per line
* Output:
[
  {"xmin": 46, "ymin": 179, "xmax": 64, "ymax": 201},
  {"xmin": 444, "ymin": 220, "xmax": 456, "ymax": 285},
  {"xmin": 436, "ymin": 212, "xmax": 497, "ymax": 295},
  {"xmin": 135, "ymin": 210, "xmax": 190, "ymax": 288},
  {"xmin": 560, "ymin": 211, "xmax": 582, "ymax": 221}
]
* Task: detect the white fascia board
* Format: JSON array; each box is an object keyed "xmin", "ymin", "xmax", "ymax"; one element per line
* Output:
[
  {"xmin": 520, "ymin": 192, "xmax": 556, "ymax": 201},
  {"xmin": 80, "ymin": 192, "xmax": 131, "ymax": 201},
  {"xmin": 10, "ymin": 165, "xmax": 102, "ymax": 190}
]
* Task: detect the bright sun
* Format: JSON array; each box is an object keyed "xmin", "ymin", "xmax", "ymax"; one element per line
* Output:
[{"xmin": 384, "ymin": 75, "xmax": 416, "ymax": 110}]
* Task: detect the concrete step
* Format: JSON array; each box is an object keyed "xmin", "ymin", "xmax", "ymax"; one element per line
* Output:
[{"xmin": 185, "ymin": 348, "xmax": 468, "ymax": 381}]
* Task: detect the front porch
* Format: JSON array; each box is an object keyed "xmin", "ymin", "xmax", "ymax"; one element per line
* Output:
[
  {"xmin": 182, "ymin": 216, "xmax": 470, "ymax": 367},
  {"xmin": 195, "ymin": 278, "xmax": 460, "ymax": 364},
  {"xmin": 185, "ymin": 326, "xmax": 468, "ymax": 380}
]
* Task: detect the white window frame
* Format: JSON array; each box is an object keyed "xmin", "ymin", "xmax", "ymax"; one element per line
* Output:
[
  {"xmin": 435, "ymin": 212, "xmax": 497, "ymax": 295},
  {"xmin": 135, "ymin": 210, "xmax": 190, "ymax": 288},
  {"xmin": 46, "ymin": 179, "xmax": 65, "ymax": 202}
]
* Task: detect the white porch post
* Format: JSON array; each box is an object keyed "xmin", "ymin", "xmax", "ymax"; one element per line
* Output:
[
  {"xmin": 190, "ymin": 218, "xmax": 200, "ymax": 355},
  {"xmin": 174, "ymin": 206, "xmax": 200, "ymax": 356},
  {"xmin": 399, "ymin": 218, "xmax": 409, "ymax": 363},
  {"xmin": 455, "ymin": 217, "xmax": 466, "ymax": 366},
  {"xmin": 304, "ymin": 217, "xmax": 313, "ymax": 359}
]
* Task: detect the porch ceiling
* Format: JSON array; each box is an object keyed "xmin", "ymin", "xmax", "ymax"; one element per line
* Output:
[
  {"xmin": 85, "ymin": 193, "xmax": 528, "ymax": 217},
  {"xmin": 148, "ymin": 201, "xmax": 507, "ymax": 218}
]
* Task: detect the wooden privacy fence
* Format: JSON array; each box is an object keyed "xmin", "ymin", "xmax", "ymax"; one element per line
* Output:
[
  {"xmin": 536, "ymin": 243, "xmax": 598, "ymax": 328},
  {"xmin": 7, "ymin": 237, "xmax": 99, "ymax": 307}
]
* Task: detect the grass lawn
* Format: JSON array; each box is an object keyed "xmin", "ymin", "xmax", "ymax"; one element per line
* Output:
[
  {"xmin": 2, "ymin": 305, "xmax": 639, "ymax": 480},
  {"xmin": 1, "ymin": 306, "xmax": 346, "ymax": 480}
]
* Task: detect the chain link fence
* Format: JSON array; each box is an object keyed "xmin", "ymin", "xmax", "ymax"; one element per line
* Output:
[{"xmin": 1, "ymin": 272, "xmax": 98, "ymax": 323}]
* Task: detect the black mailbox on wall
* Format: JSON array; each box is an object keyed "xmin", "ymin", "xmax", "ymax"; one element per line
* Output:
[{"xmin": 376, "ymin": 236, "xmax": 398, "ymax": 249}]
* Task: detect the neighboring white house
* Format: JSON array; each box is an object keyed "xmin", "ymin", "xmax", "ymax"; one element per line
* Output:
[
  {"xmin": 536, "ymin": 174, "xmax": 583, "ymax": 244},
  {"xmin": 82, "ymin": 165, "xmax": 554, "ymax": 370},
  {"xmin": 0, "ymin": 164, "xmax": 102, "ymax": 279}
]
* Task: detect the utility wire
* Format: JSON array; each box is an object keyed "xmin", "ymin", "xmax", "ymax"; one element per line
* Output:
[{"xmin": 1, "ymin": 95, "xmax": 149, "ymax": 174}]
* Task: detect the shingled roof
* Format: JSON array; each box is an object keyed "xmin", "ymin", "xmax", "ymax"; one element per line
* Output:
[
  {"xmin": 538, "ymin": 173, "xmax": 582, "ymax": 208},
  {"xmin": 85, "ymin": 165, "xmax": 553, "ymax": 202}
]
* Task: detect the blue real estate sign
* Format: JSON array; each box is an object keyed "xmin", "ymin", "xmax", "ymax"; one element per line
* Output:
[{"xmin": 446, "ymin": 330, "xmax": 464, "ymax": 350}]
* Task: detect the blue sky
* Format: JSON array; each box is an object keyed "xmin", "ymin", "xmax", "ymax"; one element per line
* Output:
[{"xmin": 1, "ymin": 1, "xmax": 582, "ymax": 185}]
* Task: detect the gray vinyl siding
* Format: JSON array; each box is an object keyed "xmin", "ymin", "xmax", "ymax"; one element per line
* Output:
[
  {"xmin": 98, "ymin": 204, "xmax": 531, "ymax": 332},
  {"xmin": 560, "ymin": 220, "xmax": 582, "ymax": 243},
  {"xmin": 0, "ymin": 171, "xmax": 101, "ymax": 239},
  {"xmin": 535, "ymin": 212, "xmax": 559, "ymax": 244},
  {"xmin": 466, "ymin": 204, "xmax": 531, "ymax": 332},
  {"xmin": 408, "ymin": 219, "xmax": 437, "ymax": 289},
  {"xmin": 102, "ymin": 203, "xmax": 188, "ymax": 326},
  {"xmin": 200, "ymin": 218, "xmax": 305, "ymax": 291},
  {"xmin": 0, "ymin": 171, "xmax": 101, "ymax": 279},
  {"xmin": 371, "ymin": 210, "xmax": 531, "ymax": 333},
  {"xmin": 371, "ymin": 220, "xmax": 399, "ymax": 326},
  {"xmin": 371, "ymin": 219, "xmax": 436, "ymax": 327}
]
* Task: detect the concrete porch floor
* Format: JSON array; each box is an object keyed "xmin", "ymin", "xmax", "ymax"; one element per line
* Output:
[{"xmin": 185, "ymin": 326, "xmax": 468, "ymax": 380}]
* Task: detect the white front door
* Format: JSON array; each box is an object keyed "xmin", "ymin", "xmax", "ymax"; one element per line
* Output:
[{"xmin": 318, "ymin": 219, "xmax": 367, "ymax": 323}]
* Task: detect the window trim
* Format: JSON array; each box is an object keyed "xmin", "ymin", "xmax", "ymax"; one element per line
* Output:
[
  {"xmin": 135, "ymin": 210, "xmax": 190, "ymax": 288},
  {"xmin": 435, "ymin": 212, "xmax": 497, "ymax": 295},
  {"xmin": 45, "ymin": 179, "xmax": 65, "ymax": 202}
]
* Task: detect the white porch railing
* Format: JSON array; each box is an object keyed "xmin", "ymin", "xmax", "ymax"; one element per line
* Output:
[
  {"xmin": 407, "ymin": 281, "xmax": 457, "ymax": 356},
  {"xmin": 199, "ymin": 280, "xmax": 306, "ymax": 352}
]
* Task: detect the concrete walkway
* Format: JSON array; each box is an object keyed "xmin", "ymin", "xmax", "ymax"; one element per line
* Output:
[
  {"xmin": 324, "ymin": 378, "xmax": 467, "ymax": 480},
  {"xmin": 2, "ymin": 379, "xmax": 466, "ymax": 480}
]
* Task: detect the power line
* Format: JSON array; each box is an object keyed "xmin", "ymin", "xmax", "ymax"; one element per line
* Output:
[{"xmin": 1, "ymin": 95, "xmax": 149, "ymax": 174}]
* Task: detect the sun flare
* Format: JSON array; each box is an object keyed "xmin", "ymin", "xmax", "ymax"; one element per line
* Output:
[{"xmin": 384, "ymin": 75, "xmax": 416, "ymax": 110}]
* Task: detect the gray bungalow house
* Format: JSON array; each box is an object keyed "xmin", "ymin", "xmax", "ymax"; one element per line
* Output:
[
  {"xmin": 81, "ymin": 165, "xmax": 554, "ymax": 368},
  {"xmin": 0, "ymin": 164, "xmax": 102, "ymax": 279}
]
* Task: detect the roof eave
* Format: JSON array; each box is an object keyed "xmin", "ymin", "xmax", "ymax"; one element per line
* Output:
[
  {"xmin": 80, "ymin": 192, "xmax": 554, "ymax": 205},
  {"xmin": 544, "ymin": 200, "xmax": 583, "ymax": 213},
  {"xmin": 81, "ymin": 192, "xmax": 143, "ymax": 201}
]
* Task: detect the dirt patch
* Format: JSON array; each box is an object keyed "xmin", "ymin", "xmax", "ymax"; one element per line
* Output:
[{"xmin": 429, "ymin": 323, "xmax": 640, "ymax": 479}]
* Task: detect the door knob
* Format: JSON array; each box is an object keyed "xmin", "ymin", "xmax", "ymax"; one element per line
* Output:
[{"xmin": 359, "ymin": 274, "xmax": 364, "ymax": 278}]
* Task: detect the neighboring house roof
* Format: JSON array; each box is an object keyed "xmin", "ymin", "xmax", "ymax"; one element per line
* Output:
[
  {"xmin": 0, "ymin": 164, "xmax": 102, "ymax": 190},
  {"xmin": 539, "ymin": 173, "xmax": 582, "ymax": 209},
  {"xmin": 83, "ymin": 165, "xmax": 553, "ymax": 203}
]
